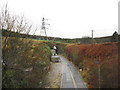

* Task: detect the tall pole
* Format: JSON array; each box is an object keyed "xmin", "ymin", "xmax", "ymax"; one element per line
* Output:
[
  {"xmin": 92, "ymin": 30, "xmax": 94, "ymax": 39},
  {"xmin": 94, "ymin": 57, "xmax": 100, "ymax": 89},
  {"xmin": 91, "ymin": 30, "xmax": 94, "ymax": 44},
  {"xmin": 99, "ymin": 56, "xmax": 101, "ymax": 89}
]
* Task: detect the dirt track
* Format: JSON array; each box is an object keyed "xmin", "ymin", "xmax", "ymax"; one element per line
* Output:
[{"xmin": 44, "ymin": 61, "xmax": 62, "ymax": 88}]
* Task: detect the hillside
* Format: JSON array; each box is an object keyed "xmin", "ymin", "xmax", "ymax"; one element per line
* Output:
[
  {"xmin": 2, "ymin": 29, "xmax": 119, "ymax": 88},
  {"xmin": 2, "ymin": 37, "xmax": 52, "ymax": 88},
  {"xmin": 64, "ymin": 42, "xmax": 119, "ymax": 88},
  {"xmin": 2, "ymin": 29, "xmax": 120, "ymax": 44}
]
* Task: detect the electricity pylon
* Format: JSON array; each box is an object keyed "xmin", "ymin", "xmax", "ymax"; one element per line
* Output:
[{"xmin": 40, "ymin": 17, "xmax": 50, "ymax": 40}]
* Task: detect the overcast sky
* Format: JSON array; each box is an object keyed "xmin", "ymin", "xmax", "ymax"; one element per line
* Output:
[{"xmin": 0, "ymin": 0, "xmax": 119, "ymax": 38}]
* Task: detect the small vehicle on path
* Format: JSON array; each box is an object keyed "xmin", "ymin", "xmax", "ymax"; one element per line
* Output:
[{"xmin": 51, "ymin": 56, "xmax": 60, "ymax": 63}]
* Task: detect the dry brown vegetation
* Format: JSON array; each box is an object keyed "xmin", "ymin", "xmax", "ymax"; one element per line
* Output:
[
  {"xmin": 65, "ymin": 42, "xmax": 119, "ymax": 88},
  {"xmin": 0, "ymin": 4, "xmax": 52, "ymax": 88},
  {"xmin": 2, "ymin": 37, "xmax": 51, "ymax": 88}
]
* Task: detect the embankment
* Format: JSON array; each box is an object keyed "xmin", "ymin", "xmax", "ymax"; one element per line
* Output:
[
  {"xmin": 65, "ymin": 42, "xmax": 119, "ymax": 88},
  {"xmin": 2, "ymin": 37, "xmax": 51, "ymax": 88}
]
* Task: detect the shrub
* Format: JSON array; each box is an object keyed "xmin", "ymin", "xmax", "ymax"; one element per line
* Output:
[
  {"xmin": 65, "ymin": 42, "xmax": 118, "ymax": 88},
  {"xmin": 2, "ymin": 37, "xmax": 51, "ymax": 88}
]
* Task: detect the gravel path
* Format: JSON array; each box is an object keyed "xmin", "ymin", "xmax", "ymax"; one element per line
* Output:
[{"xmin": 44, "ymin": 61, "xmax": 62, "ymax": 88}]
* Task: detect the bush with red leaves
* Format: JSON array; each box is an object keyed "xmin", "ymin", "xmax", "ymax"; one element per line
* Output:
[{"xmin": 65, "ymin": 42, "xmax": 119, "ymax": 88}]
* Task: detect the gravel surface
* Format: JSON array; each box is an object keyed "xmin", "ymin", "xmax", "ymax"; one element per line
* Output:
[{"xmin": 44, "ymin": 61, "xmax": 62, "ymax": 88}]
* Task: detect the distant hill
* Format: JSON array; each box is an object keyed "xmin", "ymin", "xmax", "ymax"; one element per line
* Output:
[
  {"xmin": 2, "ymin": 29, "xmax": 120, "ymax": 43},
  {"xmin": 2, "ymin": 29, "xmax": 61, "ymax": 40}
]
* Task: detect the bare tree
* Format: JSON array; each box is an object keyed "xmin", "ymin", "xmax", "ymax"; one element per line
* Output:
[
  {"xmin": 0, "ymin": 4, "xmax": 34, "ymax": 34},
  {"xmin": 1, "ymin": 4, "xmax": 52, "ymax": 88},
  {"xmin": 0, "ymin": 4, "xmax": 36, "ymax": 69}
]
